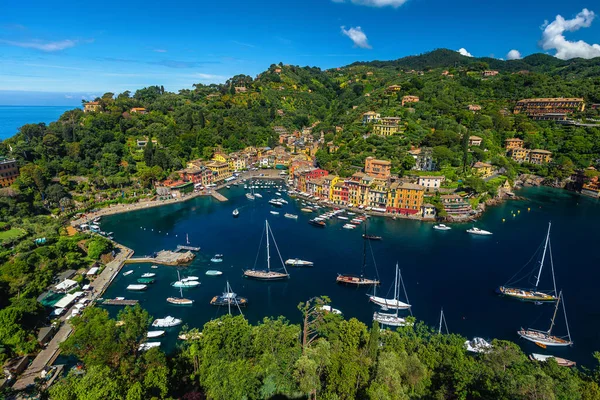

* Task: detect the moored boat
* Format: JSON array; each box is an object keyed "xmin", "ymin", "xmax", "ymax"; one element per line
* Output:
[
  {"xmin": 466, "ymin": 227, "xmax": 493, "ymax": 235},
  {"xmin": 141, "ymin": 273, "xmax": 156, "ymax": 278},
  {"xmin": 270, "ymin": 211, "xmax": 279, "ymax": 215},
  {"xmin": 368, "ymin": 263, "xmax": 411, "ymax": 310},
  {"xmin": 126, "ymin": 284, "xmax": 147, "ymax": 291},
  {"xmin": 172, "ymin": 271, "xmax": 201, "ymax": 288},
  {"xmin": 529, "ymin": 353, "xmax": 576, "ymax": 367},
  {"xmin": 123, "ymin": 270, "xmax": 134, "ymax": 276},
  {"xmin": 308, "ymin": 219, "xmax": 326, "ymax": 227},
  {"xmin": 152, "ymin": 316, "xmax": 182, "ymax": 328},
  {"xmin": 210, "ymin": 254, "xmax": 223, "ymax": 262},
  {"xmin": 166, "ymin": 297, "xmax": 194, "ymax": 305},
  {"xmin": 518, "ymin": 291, "xmax": 572, "ymax": 347},
  {"xmin": 137, "ymin": 278, "xmax": 155, "ymax": 284},
  {"xmin": 465, "ymin": 337, "xmax": 492, "ymax": 353},
  {"xmin": 205, "ymin": 270, "xmax": 223, "ymax": 276},
  {"xmin": 373, "ymin": 311, "xmax": 412, "ymax": 327},
  {"xmin": 243, "ymin": 220, "xmax": 290, "ymax": 281},
  {"xmin": 300, "ymin": 208, "xmax": 313, "ymax": 213},
  {"xmin": 433, "ymin": 224, "xmax": 451, "ymax": 231},
  {"xmin": 362, "ymin": 234, "xmax": 382, "ymax": 240},
  {"xmin": 319, "ymin": 305, "xmax": 342, "ymax": 315},
  {"xmin": 285, "ymin": 259, "xmax": 313, "ymax": 267},
  {"xmin": 284, "ymin": 213, "xmax": 298, "ymax": 220},
  {"xmin": 147, "ymin": 330, "xmax": 165, "ymax": 338},
  {"xmin": 343, "ymin": 224, "xmax": 356, "ymax": 229},
  {"xmin": 210, "ymin": 281, "xmax": 248, "ymax": 307},
  {"xmin": 254, "ymin": 193, "xmax": 263, "ymax": 198},
  {"xmin": 139, "ymin": 342, "xmax": 161, "ymax": 351}
]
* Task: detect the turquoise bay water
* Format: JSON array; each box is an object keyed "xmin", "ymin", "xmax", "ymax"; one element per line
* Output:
[
  {"xmin": 100, "ymin": 185, "xmax": 600, "ymax": 365},
  {"xmin": 0, "ymin": 105, "xmax": 75, "ymax": 139}
]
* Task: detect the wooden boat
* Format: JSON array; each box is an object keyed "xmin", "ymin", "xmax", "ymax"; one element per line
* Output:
[
  {"xmin": 243, "ymin": 220, "xmax": 290, "ymax": 281},
  {"xmin": 497, "ymin": 222, "xmax": 558, "ymax": 303},
  {"xmin": 167, "ymin": 284, "xmax": 194, "ymax": 305},
  {"xmin": 529, "ymin": 353, "xmax": 576, "ymax": 367},
  {"xmin": 518, "ymin": 290, "xmax": 572, "ymax": 347},
  {"xmin": 338, "ymin": 223, "xmax": 380, "ymax": 286}
]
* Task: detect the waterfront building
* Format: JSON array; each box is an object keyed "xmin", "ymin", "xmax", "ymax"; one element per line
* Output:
[
  {"xmin": 362, "ymin": 111, "xmax": 381, "ymax": 124},
  {"xmin": 364, "ymin": 157, "xmax": 391, "ymax": 179},
  {"xmin": 331, "ymin": 182, "xmax": 349, "ymax": 205},
  {"xmin": 346, "ymin": 172, "xmax": 371, "ymax": 206},
  {"xmin": 83, "ymin": 101, "xmax": 102, "ymax": 112},
  {"xmin": 440, "ymin": 194, "xmax": 471, "ymax": 216},
  {"xmin": 513, "ymin": 98, "xmax": 585, "ymax": 119},
  {"xmin": 386, "ymin": 182, "xmax": 424, "ymax": 215},
  {"xmin": 322, "ymin": 175, "xmax": 340, "ymax": 200},
  {"xmin": 472, "ymin": 162, "xmax": 493, "ymax": 178},
  {"xmin": 372, "ymin": 117, "xmax": 402, "ymax": 136},
  {"xmin": 206, "ymin": 161, "xmax": 231, "ymax": 183},
  {"xmin": 178, "ymin": 167, "xmax": 206, "ymax": 185},
  {"xmin": 508, "ymin": 147, "xmax": 529, "ymax": 162},
  {"xmin": 0, "ymin": 158, "xmax": 19, "ymax": 187},
  {"xmin": 505, "ymin": 138, "xmax": 524, "ymax": 150},
  {"xmin": 156, "ymin": 180, "xmax": 193, "ymax": 198},
  {"xmin": 417, "ymin": 176, "xmax": 445, "ymax": 192},
  {"xmin": 468, "ymin": 136, "xmax": 482, "ymax": 146},
  {"xmin": 409, "ymin": 147, "xmax": 435, "ymax": 171},
  {"xmin": 401, "ymin": 95, "xmax": 420, "ymax": 106},
  {"xmin": 581, "ymin": 176, "xmax": 600, "ymax": 198},
  {"xmin": 367, "ymin": 179, "xmax": 389, "ymax": 209},
  {"xmin": 421, "ymin": 203, "xmax": 436, "ymax": 219},
  {"xmin": 306, "ymin": 177, "xmax": 326, "ymax": 199}
]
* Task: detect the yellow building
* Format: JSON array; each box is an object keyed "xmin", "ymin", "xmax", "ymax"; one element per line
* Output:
[
  {"xmin": 206, "ymin": 161, "xmax": 231, "ymax": 182},
  {"xmin": 505, "ymin": 138, "xmax": 524, "ymax": 150},
  {"xmin": 508, "ymin": 148, "xmax": 529, "ymax": 162},
  {"xmin": 386, "ymin": 182, "xmax": 424, "ymax": 215},
  {"xmin": 367, "ymin": 179, "xmax": 389, "ymax": 209},
  {"xmin": 212, "ymin": 152, "xmax": 230, "ymax": 164},
  {"xmin": 372, "ymin": 117, "xmax": 402, "ymax": 136},
  {"xmin": 322, "ymin": 175, "xmax": 340, "ymax": 201},
  {"xmin": 386, "ymin": 85, "xmax": 402, "ymax": 93},
  {"xmin": 83, "ymin": 101, "xmax": 102, "ymax": 112},
  {"xmin": 528, "ymin": 149, "xmax": 552, "ymax": 165},
  {"xmin": 514, "ymin": 98, "xmax": 585, "ymax": 118},
  {"xmin": 401, "ymin": 95, "xmax": 420, "ymax": 106},
  {"xmin": 472, "ymin": 162, "xmax": 493, "ymax": 178}
]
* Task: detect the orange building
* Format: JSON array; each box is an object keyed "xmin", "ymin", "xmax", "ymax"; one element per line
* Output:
[
  {"xmin": 83, "ymin": 101, "xmax": 102, "ymax": 112},
  {"xmin": 505, "ymin": 138, "xmax": 524, "ymax": 150},
  {"xmin": 514, "ymin": 98, "xmax": 585, "ymax": 119},
  {"xmin": 401, "ymin": 95, "xmax": 420, "ymax": 106},
  {"xmin": 364, "ymin": 157, "xmax": 391, "ymax": 179},
  {"xmin": 386, "ymin": 182, "xmax": 424, "ymax": 215},
  {"xmin": 0, "ymin": 158, "xmax": 19, "ymax": 187}
]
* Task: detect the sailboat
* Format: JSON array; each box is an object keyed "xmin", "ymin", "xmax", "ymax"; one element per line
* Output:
[
  {"xmin": 167, "ymin": 284, "xmax": 194, "ymax": 305},
  {"xmin": 368, "ymin": 263, "xmax": 410, "ymax": 309},
  {"xmin": 438, "ymin": 308, "xmax": 449, "ymax": 335},
  {"xmin": 243, "ymin": 220, "xmax": 290, "ymax": 280},
  {"xmin": 210, "ymin": 281, "xmax": 248, "ymax": 307},
  {"xmin": 172, "ymin": 270, "xmax": 200, "ymax": 288},
  {"xmin": 497, "ymin": 222, "xmax": 558, "ymax": 303},
  {"xmin": 518, "ymin": 290, "xmax": 573, "ymax": 347},
  {"xmin": 245, "ymin": 186, "xmax": 255, "ymax": 200},
  {"xmin": 337, "ymin": 224, "xmax": 380, "ymax": 286},
  {"xmin": 373, "ymin": 264, "xmax": 411, "ymax": 327}
]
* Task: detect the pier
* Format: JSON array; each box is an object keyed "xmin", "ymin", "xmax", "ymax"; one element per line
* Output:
[
  {"xmin": 176, "ymin": 245, "xmax": 201, "ymax": 252},
  {"xmin": 127, "ymin": 250, "xmax": 195, "ymax": 266},
  {"xmin": 211, "ymin": 191, "xmax": 228, "ymax": 202},
  {"xmin": 102, "ymin": 299, "xmax": 139, "ymax": 306}
]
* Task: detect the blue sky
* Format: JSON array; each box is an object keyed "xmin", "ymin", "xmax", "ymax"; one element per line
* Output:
[{"xmin": 1, "ymin": 0, "xmax": 599, "ymax": 105}]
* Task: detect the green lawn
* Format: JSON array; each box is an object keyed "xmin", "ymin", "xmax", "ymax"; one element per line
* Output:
[{"xmin": 0, "ymin": 228, "xmax": 26, "ymax": 241}]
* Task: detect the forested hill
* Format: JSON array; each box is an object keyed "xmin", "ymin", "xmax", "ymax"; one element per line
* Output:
[{"xmin": 349, "ymin": 48, "xmax": 600, "ymax": 77}]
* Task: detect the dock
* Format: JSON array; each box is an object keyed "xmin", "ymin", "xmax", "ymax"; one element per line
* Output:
[
  {"xmin": 126, "ymin": 250, "xmax": 195, "ymax": 266},
  {"xmin": 102, "ymin": 299, "xmax": 139, "ymax": 306},
  {"xmin": 211, "ymin": 191, "xmax": 228, "ymax": 202},
  {"xmin": 176, "ymin": 245, "xmax": 201, "ymax": 252}
]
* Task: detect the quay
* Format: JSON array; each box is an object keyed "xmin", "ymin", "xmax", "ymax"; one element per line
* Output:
[
  {"xmin": 210, "ymin": 191, "xmax": 228, "ymax": 202},
  {"xmin": 102, "ymin": 299, "xmax": 139, "ymax": 306},
  {"xmin": 127, "ymin": 249, "xmax": 195, "ymax": 266},
  {"xmin": 176, "ymin": 245, "xmax": 201, "ymax": 252}
]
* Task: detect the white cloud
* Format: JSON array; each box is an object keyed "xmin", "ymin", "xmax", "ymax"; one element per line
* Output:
[
  {"xmin": 506, "ymin": 49, "xmax": 522, "ymax": 60},
  {"xmin": 457, "ymin": 48, "xmax": 473, "ymax": 57},
  {"xmin": 540, "ymin": 8, "xmax": 600, "ymax": 60},
  {"xmin": 333, "ymin": 0, "xmax": 408, "ymax": 7},
  {"xmin": 0, "ymin": 39, "xmax": 77, "ymax": 52},
  {"xmin": 341, "ymin": 26, "xmax": 371, "ymax": 49}
]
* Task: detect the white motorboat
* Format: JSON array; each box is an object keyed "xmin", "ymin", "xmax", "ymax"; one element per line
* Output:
[
  {"xmin": 465, "ymin": 337, "xmax": 492, "ymax": 353},
  {"xmin": 233, "ymin": 208, "xmax": 239, "ymax": 217},
  {"xmin": 211, "ymin": 255, "xmax": 223, "ymax": 262},
  {"xmin": 147, "ymin": 330, "xmax": 165, "ymax": 338},
  {"xmin": 284, "ymin": 213, "xmax": 298, "ymax": 220},
  {"xmin": 123, "ymin": 270, "xmax": 133, "ymax": 276},
  {"xmin": 285, "ymin": 259, "xmax": 314, "ymax": 267},
  {"xmin": 254, "ymin": 193, "xmax": 263, "ymax": 198},
  {"xmin": 320, "ymin": 305, "xmax": 342, "ymax": 315},
  {"xmin": 433, "ymin": 224, "xmax": 451, "ymax": 231},
  {"xmin": 126, "ymin": 284, "xmax": 147, "ymax": 291},
  {"xmin": 466, "ymin": 227, "xmax": 492, "ymax": 235},
  {"xmin": 182, "ymin": 276, "xmax": 199, "ymax": 281},
  {"xmin": 373, "ymin": 311, "xmax": 412, "ymax": 327},
  {"xmin": 245, "ymin": 193, "xmax": 255, "ymax": 200},
  {"xmin": 343, "ymin": 224, "xmax": 356, "ymax": 229},
  {"xmin": 141, "ymin": 273, "xmax": 156, "ymax": 278},
  {"xmin": 152, "ymin": 316, "xmax": 182, "ymax": 328},
  {"xmin": 138, "ymin": 342, "xmax": 161, "ymax": 351},
  {"xmin": 172, "ymin": 271, "xmax": 201, "ymax": 288},
  {"xmin": 205, "ymin": 270, "xmax": 223, "ymax": 276},
  {"xmin": 275, "ymin": 192, "xmax": 282, "ymax": 196},
  {"xmin": 337, "ymin": 216, "xmax": 349, "ymax": 220},
  {"xmin": 529, "ymin": 353, "xmax": 576, "ymax": 367},
  {"xmin": 270, "ymin": 211, "xmax": 279, "ymax": 215},
  {"xmin": 151, "ymin": 265, "xmax": 158, "ymax": 269},
  {"xmin": 269, "ymin": 199, "xmax": 282, "ymax": 207}
]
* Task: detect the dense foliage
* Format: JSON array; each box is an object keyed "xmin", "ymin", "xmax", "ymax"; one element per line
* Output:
[{"xmin": 46, "ymin": 300, "xmax": 600, "ymax": 400}]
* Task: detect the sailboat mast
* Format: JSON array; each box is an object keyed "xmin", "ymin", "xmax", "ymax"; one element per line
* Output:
[
  {"xmin": 361, "ymin": 224, "xmax": 367, "ymax": 278},
  {"xmin": 438, "ymin": 308, "xmax": 443, "ymax": 334},
  {"xmin": 548, "ymin": 290, "xmax": 561, "ymax": 335},
  {"xmin": 227, "ymin": 281, "xmax": 231, "ymax": 316},
  {"xmin": 266, "ymin": 220, "xmax": 271, "ymax": 272},
  {"xmin": 535, "ymin": 222, "xmax": 551, "ymax": 289},
  {"xmin": 394, "ymin": 263, "xmax": 399, "ymax": 318}
]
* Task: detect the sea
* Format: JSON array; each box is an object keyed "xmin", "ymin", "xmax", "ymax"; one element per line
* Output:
[
  {"xmin": 0, "ymin": 105, "xmax": 76, "ymax": 140},
  {"xmin": 99, "ymin": 184, "xmax": 600, "ymax": 366}
]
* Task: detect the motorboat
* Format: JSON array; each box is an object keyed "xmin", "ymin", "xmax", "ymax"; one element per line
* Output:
[
  {"xmin": 337, "ymin": 216, "xmax": 349, "ymax": 220},
  {"xmin": 433, "ymin": 224, "xmax": 451, "ymax": 231},
  {"xmin": 141, "ymin": 273, "xmax": 156, "ymax": 278},
  {"xmin": 308, "ymin": 219, "xmax": 326, "ymax": 227},
  {"xmin": 285, "ymin": 259, "xmax": 314, "ymax": 267},
  {"xmin": 166, "ymin": 297, "xmax": 194, "ymax": 305},
  {"xmin": 373, "ymin": 311, "xmax": 412, "ymax": 327},
  {"xmin": 152, "ymin": 316, "xmax": 182, "ymax": 328},
  {"xmin": 284, "ymin": 213, "xmax": 298, "ymax": 220},
  {"xmin": 245, "ymin": 193, "xmax": 255, "ymax": 200},
  {"xmin": 151, "ymin": 265, "xmax": 158, "ymax": 269},
  {"xmin": 529, "ymin": 353, "xmax": 576, "ymax": 367},
  {"xmin": 319, "ymin": 305, "xmax": 342, "ymax": 315},
  {"xmin": 137, "ymin": 278, "xmax": 155, "ymax": 284},
  {"xmin": 269, "ymin": 199, "xmax": 283, "ymax": 207},
  {"xmin": 205, "ymin": 270, "xmax": 223, "ymax": 276},
  {"xmin": 300, "ymin": 208, "xmax": 313, "ymax": 213},
  {"xmin": 275, "ymin": 192, "xmax": 282, "ymax": 196},
  {"xmin": 126, "ymin": 284, "xmax": 147, "ymax": 291},
  {"xmin": 147, "ymin": 330, "xmax": 165, "ymax": 338},
  {"xmin": 254, "ymin": 193, "xmax": 263, "ymax": 198},
  {"xmin": 343, "ymin": 224, "xmax": 356, "ymax": 229},
  {"xmin": 466, "ymin": 227, "xmax": 493, "ymax": 235},
  {"xmin": 138, "ymin": 342, "xmax": 161, "ymax": 351},
  {"xmin": 123, "ymin": 270, "xmax": 133, "ymax": 276},
  {"xmin": 172, "ymin": 272, "xmax": 201, "ymax": 288},
  {"xmin": 465, "ymin": 337, "xmax": 492, "ymax": 353},
  {"xmin": 270, "ymin": 211, "xmax": 279, "ymax": 215},
  {"xmin": 233, "ymin": 208, "xmax": 239, "ymax": 218},
  {"xmin": 211, "ymin": 255, "xmax": 223, "ymax": 263}
]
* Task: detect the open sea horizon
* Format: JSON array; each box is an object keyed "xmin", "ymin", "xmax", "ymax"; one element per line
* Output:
[{"xmin": 0, "ymin": 105, "xmax": 77, "ymax": 140}]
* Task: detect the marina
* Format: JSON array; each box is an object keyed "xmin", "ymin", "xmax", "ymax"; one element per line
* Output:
[{"xmin": 97, "ymin": 184, "xmax": 600, "ymax": 365}]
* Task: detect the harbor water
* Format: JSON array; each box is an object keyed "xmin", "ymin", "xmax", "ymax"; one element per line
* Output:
[{"xmin": 99, "ymin": 184, "xmax": 600, "ymax": 366}]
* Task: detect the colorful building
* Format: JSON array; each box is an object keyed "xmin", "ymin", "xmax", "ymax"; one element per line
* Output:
[
  {"xmin": 401, "ymin": 95, "xmax": 420, "ymax": 106},
  {"xmin": 331, "ymin": 182, "xmax": 349, "ymax": 205},
  {"xmin": 440, "ymin": 194, "xmax": 471, "ymax": 216},
  {"xmin": 513, "ymin": 98, "xmax": 585, "ymax": 119},
  {"xmin": 417, "ymin": 176, "xmax": 445, "ymax": 192},
  {"xmin": 367, "ymin": 179, "xmax": 389, "ymax": 209},
  {"xmin": 472, "ymin": 162, "xmax": 493, "ymax": 178},
  {"xmin": 205, "ymin": 161, "xmax": 231, "ymax": 182},
  {"xmin": 83, "ymin": 101, "xmax": 102, "ymax": 112},
  {"xmin": 505, "ymin": 138, "xmax": 524, "ymax": 150},
  {"xmin": 362, "ymin": 111, "xmax": 381, "ymax": 124},
  {"xmin": 468, "ymin": 136, "xmax": 482, "ymax": 146},
  {"xmin": 386, "ymin": 182, "xmax": 424, "ymax": 215},
  {"xmin": 364, "ymin": 157, "xmax": 391, "ymax": 179},
  {"xmin": 0, "ymin": 158, "xmax": 19, "ymax": 187},
  {"xmin": 372, "ymin": 117, "xmax": 402, "ymax": 136}
]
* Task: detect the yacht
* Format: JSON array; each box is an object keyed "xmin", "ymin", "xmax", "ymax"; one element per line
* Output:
[
  {"xmin": 147, "ymin": 331, "xmax": 165, "ymax": 338},
  {"xmin": 433, "ymin": 224, "xmax": 451, "ymax": 231},
  {"xmin": 152, "ymin": 316, "xmax": 182, "ymax": 328},
  {"xmin": 233, "ymin": 208, "xmax": 239, "ymax": 218},
  {"xmin": 308, "ymin": 219, "xmax": 326, "ymax": 227},
  {"xmin": 138, "ymin": 342, "xmax": 161, "ymax": 351},
  {"xmin": 141, "ymin": 273, "xmax": 156, "ymax": 278},
  {"xmin": 254, "ymin": 193, "xmax": 263, "ymax": 198},
  {"xmin": 284, "ymin": 213, "xmax": 298, "ymax": 220},
  {"xmin": 529, "ymin": 353, "xmax": 576, "ymax": 367},
  {"xmin": 373, "ymin": 311, "xmax": 412, "ymax": 327},
  {"xmin": 270, "ymin": 211, "xmax": 279, "ymax": 215},
  {"xmin": 464, "ymin": 337, "xmax": 492, "ymax": 353},
  {"xmin": 123, "ymin": 270, "xmax": 134, "ymax": 276},
  {"xmin": 269, "ymin": 199, "xmax": 283, "ymax": 207},
  {"xmin": 172, "ymin": 271, "xmax": 201, "ymax": 288},
  {"xmin": 343, "ymin": 224, "xmax": 356, "ymax": 229},
  {"xmin": 211, "ymin": 254, "xmax": 223, "ymax": 263},
  {"xmin": 167, "ymin": 285, "xmax": 194, "ymax": 305},
  {"xmin": 466, "ymin": 227, "xmax": 492, "ymax": 235},
  {"xmin": 210, "ymin": 281, "xmax": 248, "ymax": 307},
  {"xmin": 285, "ymin": 259, "xmax": 313, "ymax": 267},
  {"xmin": 205, "ymin": 270, "xmax": 223, "ymax": 276},
  {"xmin": 319, "ymin": 305, "xmax": 342, "ymax": 315},
  {"xmin": 126, "ymin": 284, "xmax": 147, "ymax": 291}
]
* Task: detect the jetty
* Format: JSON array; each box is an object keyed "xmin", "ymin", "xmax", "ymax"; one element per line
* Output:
[
  {"xmin": 211, "ymin": 191, "xmax": 228, "ymax": 202},
  {"xmin": 102, "ymin": 299, "xmax": 139, "ymax": 306},
  {"xmin": 176, "ymin": 245, "xmax": 201, "ymax": 252},
  {"xmin": 127, "ymin": 250, "xmax": 195, "ymax": 266}
]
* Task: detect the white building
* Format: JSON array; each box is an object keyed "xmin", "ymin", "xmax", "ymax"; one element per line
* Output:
[{"xmin": 417, "ymin": 176, "xmax": 445, "ymax": 192}]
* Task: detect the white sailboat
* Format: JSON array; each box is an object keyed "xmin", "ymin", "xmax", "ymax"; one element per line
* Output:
[
  {"xmin": 373, "ymin": 263, "xmax": 412, "ymax": 327},
  {"xmin": 167, "ymin": 285, "xmax": 194, "ymax": 305},
  {"xmin": 497, "ymin": 222, "xmax": 558, "ymax": 303},
  {"xmin": 172, "ymin": 270, "xmax": 200, "ymax": 288},
  {"xmin": 368, "ymin": 263, "xmax": 411, "ymax": 310},
  {"xmin": 243, "ymin": 220, "xmax": 290, "ymax": 280},
  {"xmin": 518, "ymin": 290, "xmax": 573, "ymax": 347},
  {"xmin": 438, "ymin": 308, "xmax": 449, "ymax": 334}
]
